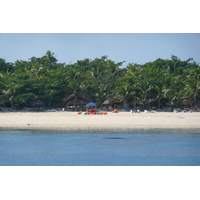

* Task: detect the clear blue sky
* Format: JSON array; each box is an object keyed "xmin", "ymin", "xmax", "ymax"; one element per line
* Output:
[{"xmin": 0, "ymin": 33, "xmax": 200, "ymax": 67}]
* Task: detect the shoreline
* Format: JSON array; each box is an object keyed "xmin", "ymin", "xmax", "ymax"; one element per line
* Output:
[{"xmin": 0, "ymin": 111, "xmax": 200, "ymax": 131}]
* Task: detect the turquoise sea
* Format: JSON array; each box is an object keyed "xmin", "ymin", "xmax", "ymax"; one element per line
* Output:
[{"xmin": 0, "ymin": 128, "xmax": 200, "ymax": 166}]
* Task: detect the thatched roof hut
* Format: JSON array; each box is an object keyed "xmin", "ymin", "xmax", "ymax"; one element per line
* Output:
[
  {"xmin": 102, "ymin": 99, "xmax": 112, "ymax": 105},
  {"xmin": 66, "ymin": 98, "xmax": 87, "ymax": 107},
  {"xmin": 32, "ymin": 100, "xmax": 44, "ymax": 107}
]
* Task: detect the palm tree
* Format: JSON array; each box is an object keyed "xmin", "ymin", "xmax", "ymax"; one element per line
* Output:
[
  {"xmin": 42, "ymin": 51, "xmax": 57, "ymax": 69},
  {"xmin": 114, "ymin": 81, "xmax": 135, "ymax": 108},
  {"xmin": 62, "ymin": 67, "xmax": 90, "ymax": 107},
  {"xmin": 179, "ymin": 68, "xmax": 200, "ymax": 107},
  {"xmin": 153, "ymin": 85, "xmax": 171, "ymax": 109}
]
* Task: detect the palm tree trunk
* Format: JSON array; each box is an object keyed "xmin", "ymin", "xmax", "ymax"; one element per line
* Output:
[
  {"xmin": 123, "ymin": 99, "xmax": 128, "ymax": 108},
  {"xmin": 158, "ymin": 99, "xmax": 161, "ymax": 109},
  {"xmin": 73, "ymin": 95, "xmax": 78, "ymax": 107},
  {"xmin": 10, "ymin": 99, "xmax": 14, "ymax": 108}
]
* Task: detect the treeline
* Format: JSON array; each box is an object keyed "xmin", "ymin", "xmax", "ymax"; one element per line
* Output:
[{"xmin": 0, "ymin": 51, "xmax": 200, "ymax": 110}]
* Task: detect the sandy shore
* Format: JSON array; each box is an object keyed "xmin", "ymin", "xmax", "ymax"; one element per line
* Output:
[{"xmin": 0, "ymin": 111, "xmax": 200, "ymax": 131}]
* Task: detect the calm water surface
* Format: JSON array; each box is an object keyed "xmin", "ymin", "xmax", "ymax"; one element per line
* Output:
[{"xmin": 0, "ymin": 129, "xmax": 200, "ymax": 166}]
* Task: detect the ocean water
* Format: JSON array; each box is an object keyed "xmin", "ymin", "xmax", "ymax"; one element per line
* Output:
[{"xmin": 0, "ymin": 128, "xmax": 200, "ymax": 166}]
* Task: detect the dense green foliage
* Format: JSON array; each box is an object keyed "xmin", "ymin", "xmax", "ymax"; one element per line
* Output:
[{"xmin": 0, "ymin": 51, "xmax": 200, "ymax": 110}]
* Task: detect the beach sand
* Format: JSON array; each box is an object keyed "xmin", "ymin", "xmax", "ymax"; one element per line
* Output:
[{"xmin": 0, "ymin": 111, "xmax": 200, "ymax": 131}]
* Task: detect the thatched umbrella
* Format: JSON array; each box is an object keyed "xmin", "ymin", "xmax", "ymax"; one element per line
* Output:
[
  {"xmin": 102, "ymin": 99, "xmax": 112, "ymax": 105},
  {"xmin": 76, "ymin": 99, "xmax": 87, "ymax": 106},
  {"xmin": 66, "ymin": 98, "xmax": 87, "ymax": 111},
  {"xmin": 66, "ymin": 100, "xmax": 75, "ymax": 106},
  {"xmin": 32, "ymin": 100, "xmax": 44, "ymax": 107},
  {"xmin": 102, "ymin": 99, "xmax": 113, "ymax": 110},
  {"xmin": 67, "ymin": 99, "xmax": 87, "ymax": 107}
]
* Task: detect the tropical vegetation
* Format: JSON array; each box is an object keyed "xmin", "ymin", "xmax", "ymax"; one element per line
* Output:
[{"xmin": 0, "ymin": 51, "xmax": 200, "ymax": 111}]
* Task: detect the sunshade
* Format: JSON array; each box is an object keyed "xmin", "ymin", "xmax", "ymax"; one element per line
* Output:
[{"xmin": 86, "ymin": 102, "xmax": 96, "ymax": 106}]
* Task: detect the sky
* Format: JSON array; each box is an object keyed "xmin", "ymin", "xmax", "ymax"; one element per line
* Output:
[{"xmin": 0, "ymin": 33, "xmax": 200, "ymax": 67}]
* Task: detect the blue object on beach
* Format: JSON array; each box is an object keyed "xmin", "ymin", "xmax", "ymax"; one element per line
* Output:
[{"xmin": 86, "ymin": 102, "xmax": 96, "ymax": 106}]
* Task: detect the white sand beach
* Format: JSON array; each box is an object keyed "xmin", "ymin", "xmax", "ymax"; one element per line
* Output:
[{"xmin": 0, "ymin": 111, "xmax": 200, "ymax": 131}]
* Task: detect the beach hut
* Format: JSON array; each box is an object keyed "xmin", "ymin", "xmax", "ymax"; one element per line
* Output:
[
  {"xmin": 66, "ymin": 98, "xmax": 87, "ymax": 111},
  {"xmin": 67, "ymin": 99, "xmax": 87, "ymax": 107},
  {"xmin": 32, "ymin": 99, "xmax": 44, "ymax": 111},
  {"xmin": 102, "ymin": 99, "xmax": 113, "ymax": 110},
  {"xmin": 102, "ymin": 99, "xmax": 112, "ymax": 105},
  {"xmin": 32, "ymin": 100, "xmax": 44, "ymax": 107}
]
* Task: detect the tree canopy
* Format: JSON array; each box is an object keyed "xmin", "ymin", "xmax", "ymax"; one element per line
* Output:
[{"xmin": 0, "ymin": 51, "xmax": 200, "ymax": 110}]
